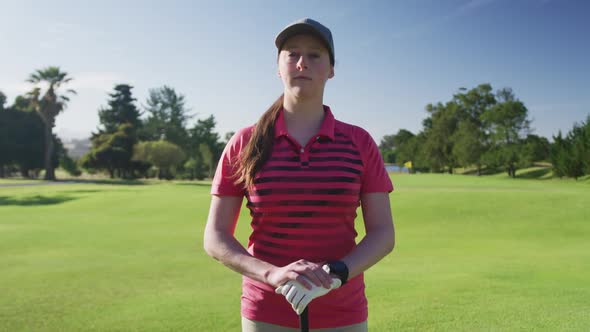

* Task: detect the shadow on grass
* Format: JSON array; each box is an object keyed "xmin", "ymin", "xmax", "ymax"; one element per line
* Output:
[
  {"xmin": 57, "ymin": 179, "xmax": 147, "ymax": 186},
  {"xmin": 461, "ymin": 166, "xmax": 555, "ymax": 179},
  {"xmin": 516, "ymin": 167, "xmax": 553, "ymax": 180},
  {"xmin": 458, "ymin": 167, "xmax": 503, "ymax": 176},
  {"xmin": 64, "ymin": 189, "xmax": 103, "ymax": 194},
  {"xmin": 0, "ymin": 194, "xmax": 77, "ymax": 206}
]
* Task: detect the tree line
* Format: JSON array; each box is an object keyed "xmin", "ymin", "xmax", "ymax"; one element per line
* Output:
[
  {"xmin": 379, "ymin": 83, "xmax": 590, "ymax": 179},
  {"xmin": 0, "ymin": 66, "xmax": 229, "ymax": 180},
  {"xmin": 2, "ymin": 71, "xmax": 588, "ymax": 181}
]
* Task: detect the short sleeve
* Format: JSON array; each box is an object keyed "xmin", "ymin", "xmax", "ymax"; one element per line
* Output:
[
  {"xmin": 210, "ymin": 127, "xmax": 253, "ymax": 197},
  {"xmin": 354, "ymin": 126, "xmax": 394, "ymax": 194}
]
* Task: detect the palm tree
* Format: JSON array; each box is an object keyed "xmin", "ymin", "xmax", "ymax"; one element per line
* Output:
[{"xmin": 27, "ymin": 66, "xmax": 76, "ymax": 180}]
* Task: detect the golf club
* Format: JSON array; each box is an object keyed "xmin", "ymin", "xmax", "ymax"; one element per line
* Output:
[{"xmin": 300, "ymin": 307, "xmax": 309, "ymax": 332}]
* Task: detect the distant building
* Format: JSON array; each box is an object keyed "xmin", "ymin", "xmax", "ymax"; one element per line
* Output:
[{"xmin": 63, "ymin": 138, "xmax": 91, "ymax": 159}]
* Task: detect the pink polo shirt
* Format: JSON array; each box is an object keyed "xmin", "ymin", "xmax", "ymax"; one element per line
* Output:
[{"xmin": 211, "ymin": 106, "xmax": 393, "ymax": 329}]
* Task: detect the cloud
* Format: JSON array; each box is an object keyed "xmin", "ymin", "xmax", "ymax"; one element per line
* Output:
[
  {"xmin": 456, "ymin": 0, "xmax": 497, "ymax": 15},
  {"xmin": 528, "ymin": 101, "xmax": 589, "ymax": 112},
  {"xmin": 0, "ymin": 71, "xmax": 127, "ymax": 102},
  {"xmin": 47, "ymin": 22, "xmax": 79, "ymax": 35},
  {"xmin": 0, "ymin": 82, "xmax": 31, "ymax": 97},
  {"xmin": 38, "ymin": 22, "xmax": 80, "ymax": 50},
  {"xmin": 391, "ymin": 0, "xmax": 498, "ymax": 39},
  {"xmin": 68, "ymin": 72, "xmax": 128, "ymax": 92}
]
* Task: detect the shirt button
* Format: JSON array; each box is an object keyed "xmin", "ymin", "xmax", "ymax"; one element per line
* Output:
[
  {"xmin": 316, "ymin": 136, "xmax": 320, "ymax": 140},
  {"xmin": 300, "ymin": 148, "xmax": 304, "ymax": 153}
]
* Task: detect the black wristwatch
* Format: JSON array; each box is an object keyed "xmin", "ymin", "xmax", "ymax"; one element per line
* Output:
[{"xmin": 327, "ymin": 261, "xmax": 349, "ymax": 285}]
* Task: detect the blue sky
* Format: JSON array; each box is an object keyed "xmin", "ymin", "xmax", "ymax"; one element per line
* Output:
[{"xmin": 1, "ymin": 0, "xmax": 588, "ymax": 143}]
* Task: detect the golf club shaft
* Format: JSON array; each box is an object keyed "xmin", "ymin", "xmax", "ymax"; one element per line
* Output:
[{"xmin": 300, "ymin": 307, "xmax": 309, "ymax": 332}]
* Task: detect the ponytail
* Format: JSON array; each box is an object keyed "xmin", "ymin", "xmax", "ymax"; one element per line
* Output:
[{"xmin": 235, "ymin": 94, "xmax": 284, "ymax": 189}]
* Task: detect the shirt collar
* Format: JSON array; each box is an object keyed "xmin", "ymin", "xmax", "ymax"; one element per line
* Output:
[{"xmin": 274, "ymin": 105, "xmax": 335, "ymax": 141}]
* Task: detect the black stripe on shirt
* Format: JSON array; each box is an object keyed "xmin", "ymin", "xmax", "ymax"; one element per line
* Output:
[
  {"xmin": 254, "ymin": 176, "xmax": 359, "ymax": 184},
  {"xmin": 247, "ymin": 200, "xmax": 354, "ymax": 208},
  {"xmin": 251, "ymin": 188, "xmax": 360, "ymax": 196},
  {"xmin": 309, "ymin": 156, "xmax": 363, "ymax": 165},
  {"xmin": 263, "ymin": 165, "xmax": 361, "ymax": 174},
  {"xmin": 309, "ymin": 148, "xmax": 360, "ymax": 155}
]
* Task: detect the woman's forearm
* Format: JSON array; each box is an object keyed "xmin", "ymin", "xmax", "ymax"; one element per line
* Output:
[
  {"xmin": 204, "ymin": 195, "xmax": 335, "ymax": 289},
  {"xmin": 204, "ymin": 229, "xmax": 276, "ymax": 284},
  {"xmin": 341, "ymin": 221, "xmax": 395, "ymax": 279},
  {"xmin": 204, "ymin": 195, "xmax": 278, "ymax": 285}
]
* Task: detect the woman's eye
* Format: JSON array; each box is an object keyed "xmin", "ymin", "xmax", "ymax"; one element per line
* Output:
[
  {"xmin": 309, "ymin": 53, "xmax": 320, "ymax": 59},
  {"xmin": 288, "ymin": 52, "xmax": 299, "ymax": 57}
]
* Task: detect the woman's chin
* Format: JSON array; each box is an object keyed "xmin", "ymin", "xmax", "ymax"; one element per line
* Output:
[{"xmin": 288, "ymin": 87, "xmax": 318, "ymax": 100}]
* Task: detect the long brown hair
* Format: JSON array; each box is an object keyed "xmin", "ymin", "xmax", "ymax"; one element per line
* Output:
[{"xmin": 235, "ymin": 94, "xmax": 284, "ymax": 189}]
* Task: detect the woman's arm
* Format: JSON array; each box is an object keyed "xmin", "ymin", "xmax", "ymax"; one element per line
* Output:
[
  {"xmin": 203, "ymin": 195, "xmax": 333, "ymax": 289},
  {"xmin": 340, "ymin": 192, "xmax": 395, "ymax": 279}
]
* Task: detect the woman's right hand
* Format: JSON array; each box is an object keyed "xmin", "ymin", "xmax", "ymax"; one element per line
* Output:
[{"xmin": 265, "ymin": 259, "xmax": 333, "ymax": 290}]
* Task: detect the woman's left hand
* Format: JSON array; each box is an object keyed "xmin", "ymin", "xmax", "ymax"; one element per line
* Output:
[
  {"xmin": 265, "ymin": 259, "xmax": 333, "ymax": 289},
  {"xmin": 275, "ymin": 265, "xmax": 342, "ymax": 314}
]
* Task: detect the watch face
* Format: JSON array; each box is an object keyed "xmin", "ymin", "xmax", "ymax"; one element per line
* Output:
[
  {"xmin": 329, "ymin": 261, "xmax": 349, "ymax": 283},
  {"xmin": 331, "ymin": 261, "xmax": 344, "ymax": 271}
]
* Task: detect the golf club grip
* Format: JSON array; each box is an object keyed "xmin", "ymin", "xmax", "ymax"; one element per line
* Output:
[{"xmin": 300, "ymin": 307, "xmax": 309, "ymax": 332}]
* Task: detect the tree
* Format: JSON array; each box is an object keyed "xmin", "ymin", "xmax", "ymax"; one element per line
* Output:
[
  {"xmin": 188, "ymin": 115, "xmax": 223, "ymax": 178},
  {"xmin": 98, "ymin": 84, "xmax": 142, "ymax": 134},
  {"xmin": 423, "ymin": 102, "xmax": 460, "ymax": 173},
  {"xmin": 379, "ymin": 129, "xmax": 415, "ymax": 164},
  {"xmin": 60, "ymin": 153, "xmax": 82, "ymax": 177},
  {"xmin": 522, "ymin": 134, "xmax": 551, "ymax": 164},
  {"xmin": 0, "ymin": 90, "xmax": 6, "ymax": 110},
  {"xmin": 378, "ymin": 134, "xmax": 396, "ymax": 163},
  {"xmin": 84, "ymin": 84, "xmax": 143, "ymax": 178},
  {"xmin": 566, "ymin": 116, "xmax": 589, "ymax": 179},
  {"xmin": 81, "ymin": 124, "xmax": 138, "ymax": 178},
  {"xmin": 584, "ymin": 115, "xmax": 590, "ymax": 175},
  {"xmin": 550, "ymin": 115, "xmax": 590, "ymax": 179},
  {"xmin": 567, "ymin": 124, "xmax": 586, "ymax": 179},
  {"xmin": 183, "ymin": 157, "xmax": 199, "ymax": 180},
  {"xmin": 396, "ymin": 132, "xmax": 428, "ymax": 173},
  {"xmin": 451, "ymin": 84, "xmax": 496, "ymax": 173},
  {"xmin": 133, "ymin": 140, "xmax": 186, "ymax": 179},
  {"xmin": 0, "ymin": 98, "xmax": 64, "ymax": 178},
  {"xmin": 141, "ymin": 86, "xmax": 191, "ymax": 150},
  {"xmin": 452, "ymin": 119, "xmax": 485, "ymax": 174},
  {"xmin": 199, "ymin": 143, "xmax": 214, "ymax": 179},
  {"xmin": 482, "ymin": 88, "xmax": 531, "ymax": 178},
  {"xmin": 26, "ymin": 66, "xmax": 76, "ymax": 180},
  {"xmin": 0, "ymin": 107, "xmax": 44, "ymax": 177},
  {"xmin": 380, "ymin": 83, "xmax": 556, "ymax": 178},
  {"xmin": 550, "ymin": 132, "xmax": 569, "ymax": 178},
  {"xmin": 453, "ymin": 84, "xmax": 496, "ymax": 125},
  {"xmin": 12, "ymin": 95, "xmax": 36, "ymax": 112}
]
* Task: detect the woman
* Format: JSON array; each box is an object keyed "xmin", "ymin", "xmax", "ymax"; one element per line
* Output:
[{"xmin": 204, "ymin": 18, "xmax": 395, "ymax": 332}]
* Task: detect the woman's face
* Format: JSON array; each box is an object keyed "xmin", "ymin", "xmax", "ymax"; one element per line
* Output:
[{"xmin": 278, "ymin": 34, "xmax": 334, "ymax": 100}]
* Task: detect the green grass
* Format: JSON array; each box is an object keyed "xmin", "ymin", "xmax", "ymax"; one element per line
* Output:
[
  {"xmin": 0, "ymin": 178, "xmax": 44, "ymax": 185},
  {"xmin": 1, "ymin": 174, "xmax": 589, "ymax": 331}
]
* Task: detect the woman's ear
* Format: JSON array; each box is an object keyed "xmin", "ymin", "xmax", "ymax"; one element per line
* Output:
[{"xmin": 328, "ymin": 67, "xmax": 335, "ymax": 79}]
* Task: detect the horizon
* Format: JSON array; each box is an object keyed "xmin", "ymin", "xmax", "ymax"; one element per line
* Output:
[{"xmin": 1, "ymin": 0, "xmax": 589, "ymax": 143}]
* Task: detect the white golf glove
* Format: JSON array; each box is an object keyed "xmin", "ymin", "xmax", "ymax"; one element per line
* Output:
[{"xmin": 275, "ymin": 265, "xmax": 342, "ymax": 315}]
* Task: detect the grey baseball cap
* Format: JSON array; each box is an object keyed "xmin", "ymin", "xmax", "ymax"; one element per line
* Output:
[{"xmin": 275, "ymin": 18, "xmax": 335, "ymax": 65}]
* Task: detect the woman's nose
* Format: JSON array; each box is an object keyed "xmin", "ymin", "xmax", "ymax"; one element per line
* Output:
[{"xmin": 296, "ymin": 56, "xmax": 308, "ymax": 70}]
